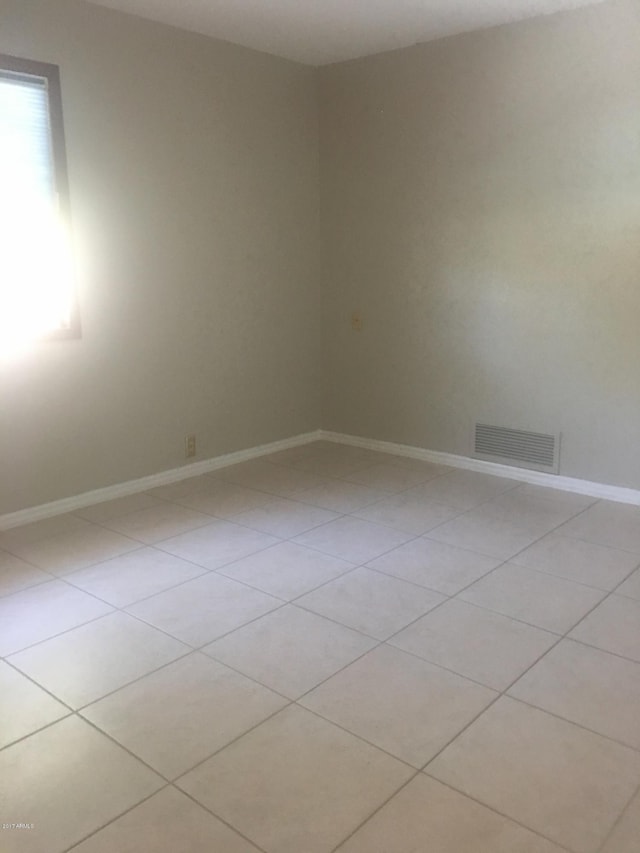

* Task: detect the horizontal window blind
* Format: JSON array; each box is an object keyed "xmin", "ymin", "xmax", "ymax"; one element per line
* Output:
[
  {"xmin": 0, "ymin": 59, "xmax": 76, "ymax": 353},
  {"xmin": 0, "ymin": 71, "xmax": 56, "ymax": 202}
]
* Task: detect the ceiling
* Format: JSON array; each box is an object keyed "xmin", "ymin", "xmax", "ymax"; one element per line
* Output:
[{"xmin": 85, "ymin": 0, "xmax": 607, "ymax": 65}]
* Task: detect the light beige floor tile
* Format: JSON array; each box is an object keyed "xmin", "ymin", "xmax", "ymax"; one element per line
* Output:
[
  {"xmin": 65, "ymin": 547, "xmax": 207, "ymax": 607},
  {"xmin": 601, "ymin": 788, "xmax": 640, "ymax": 853},
  {"xmin": 202, "ymin": 604, "xmax": 375, "ymax": 698},
  {"xmin": 262, "ymin": 449, "xmax": 320, "ymax": 469},
  {"xmin": 0, "ymin": 661, "xmax": 68, "ymax": 749},
  {"xmin": 312, "ymin": 441, "xmax": 378, "ymax": 459},
  {"xmin": 353, "ymin": 493, "xmax": 462, "ymax": 535},
  {"xmin": 99, "ymin": 503, "xmax": 214, "ymax": 544},
  {"xmin": 474, "ymin": 489, "xmax": 584, "ymax": 530},
  {"xmin": 4, "ymin": 476, "xmax": 638, "ymax": 853},
  {"xmin": 390, "ymin": 599, "xmax": 556, "ymax": 690},
  {"xmin": 343, "ymin": 463, "xmax": 435, "ymax": 493},
  {"xmin": 126, "ymin": 572, "xmax": 281, "ymax": 646},
  {"xmin": 0, "ymin": 550, "xmax": 53, "ymax": 597},
  {"xmin": 513, "ymin": 484, "xmax": 596, "ymax": 512},
  {"xmin": 290, "ymin": 444, "xmax": 378, "ymax": 469},
  {"xmin": 293, "ymin": 516, "xmax": 413, "ymax": 564},
  {"xmin": 617, "ymin": 566, "xmax": 640, "ymax": 601},
  {"xmin": 5, "ymin": 525, "xmax": 141, "ymax": 575},
  {"xmin": 427, "ymin": 697, "xmax": 640, "ymax": 853},
  {"xmin": 0, "ymin": 513, "xmax": 93, "ymax": 547},
  {"xmin": 233, "ymin": 497, "xmax": 339, "ymax": 538},
  {"xmin": 459, "ymin": 564, "xmax": 605, "ymax": 633},
  {"xmin": 166, "ymin": 480, "xmax": 272, "ymax": 518},
  {"xmin": 558, "ymin": 501, "xmax": 640, "ymax": 553},
  {"xmin": 154, "ymin": 520, "xmax": 280, "ymax": 570},
  {"xmin": 82, "ymin": 653, "xmax": 286, "ymax": 779},
  {"xmin": 569, "ymin": 595, "xmax": 640, "ymax": 661},
  {"xmin": 365, "ymin": 455, "xmax": 451, "ymax": 477},
  {"xmin": 509, "ymin": 639, "xmax": 640, "ymax": 749},
  {"xmin": 0, "ymin": 716, "xmax": 163, "ymax": 853},
  {"xmin": 288, "ymin": 454, "xmax": 376, "ymax": 478},
  {"xmin": 336, "ymin": 774, "xmax": 565, "ymax": 853},
  {"xmin": 70, "ymin": 787, "xmax": 262, "ymax": 853},
  {"xmin": 218, "ymin": 459, "xmax": 330, "ymax": 497},
  {"xmin": 218, "ymin": 541, "xmax": 355, "ymax": 599},
  {"xmin": 0, "ymin": 580, "xmax": 112, "ymax": 656},
  {"xmin": 404, "ymin": 470, "xmax": 518, "ymax": 510},
  {"xmin": 367, "ymin": 538, "xmax": 500, "ymax": 595},
  {"xmin": 295, "ymin": 480, "xmax": 388, "ymax": 513},
  {"xmin": 262, "ymin": 442, "xmax": 327, "ymax": 466},
  {"xmin": 427, "ymin": 513, "xmax": 546, "ymax": 560},
  {"xmin": 176, "ymin": 705, "xmax": 412, "ymax": 853},
  {"xmin": 301, "ymin": 645, "xmax": 495, "ymax": 766},
  {"xmin": 297, "ymin": 567, "xmax": 445, "ymax": 640},
  {"xmin": 144, "ymin": 474, "xmax": 220, "ymax": 501},
  {"xmin": 8, "ymin": 611, "xmax": 189, "ymax": 708},
  {"xmin": 74, "ymin": 492, "xmax": 165, "ymax": 523},
  {"xmin": 513, "ymin": 533, "xmax": 640, "ymax": 590}
]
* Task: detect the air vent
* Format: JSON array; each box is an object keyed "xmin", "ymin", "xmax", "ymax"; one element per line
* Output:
[{"xmin": 473, "ymin": 423, "xmax": 560, "ymax": 474}]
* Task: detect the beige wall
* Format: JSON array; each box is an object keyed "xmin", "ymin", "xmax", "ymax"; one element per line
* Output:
[
  {"xmin": 2, "ymin": 0, "xmax": 639, "ymax": 515},
  {"xmin": 0, "ymin": 0, "xmax": 321, "ymax": 513},
  {"xmin": 320, "ymin": 0, "xmax": 640, "ymax": 489}
]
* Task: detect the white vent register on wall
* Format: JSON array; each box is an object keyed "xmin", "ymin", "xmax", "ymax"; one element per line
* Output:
[{"xmin": 473, "ymin": 423, "xmax": 560, "ymax": 474}]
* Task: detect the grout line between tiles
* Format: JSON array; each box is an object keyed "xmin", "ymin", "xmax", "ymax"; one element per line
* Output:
[
  {"xmin": 462, "ymin": 555, "xmax": 631, "ymax": 594},
  {"xmin": 406, "ymin": 532, "xmax": 640, "ymax": 847},
  {"xmin": 566, "ymin": 635, "xmax": 640, "ymax": 666},
  {"xmin": 61, "ymin": 785, "xmax": 173, "ymax": 853},
  {"xmin": 168, "ymin": 700, "xmax": 296, "ymax": 784},
  {"xmin": 0, "ymin": 477, "xmax": 631, "ymax": 728},
  {"xmin": 0, "ymin": 708, "xmax": 75, "ymax": 754},
  {"xmin": 173, "ymin": 786, "xmax": 271, "ymax": 853},
  {"xmin": 289, "ymin": 501, "xmax": 640, "ymax": 853},
  {"xmin": 364, "ymin": 556, "xmax": 508, "ymax": 601},
  {"xmin": 331, "ymin": 766, "xmax": 578, "ymax": 853},
  {"xmin": 63, "ymin": 555, "xmax": 283, "ymax": 610},
  {"xmin": 75, "ymin": 711, "xmax": 199, "ymax": 786},
  {"xmin": 596, "ymin": 778, "xmax": 640, "ymax": 853},
  {"xmin": 419, "ymin": 774, "xmax": 578, "ymax": 853},
  {"xmin": 213, "ymin": 551, "xmax": 359, "ymax": 596},
  {"xmin": 0, "ymin": 572, "xmax": 57, "ymax": 599},
  {"xmin": 4, "ymin": 446, "xmax": 640, "ymax": 852},
  {"xmin": 503, "ymin": 695, "xmax": 640, "ymax": 755},
  {"xmin": 327, "ymin": 769, "xmax": 424, "ymax": 852},
  {"xmin": 295, "ymin": 701, "xmax": 434, "ymax": 771},
  {"xmin": 0, "ymin": 607, "xmax": 117, "ymax": 660}
]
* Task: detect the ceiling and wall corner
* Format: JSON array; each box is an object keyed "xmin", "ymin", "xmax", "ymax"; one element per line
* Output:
[{"xmin": 83, "ymin": 0, "xmax": 609, "ymax": 65}]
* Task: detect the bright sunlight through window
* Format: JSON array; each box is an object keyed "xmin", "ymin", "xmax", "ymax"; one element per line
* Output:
[{"xmin": 0, "ymin": 55, "xmax": 77, "ymax": 359}]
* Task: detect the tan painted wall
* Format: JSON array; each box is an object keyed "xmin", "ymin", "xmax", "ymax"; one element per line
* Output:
[
  {"xmin": 2, "ymin": 0, "xmax": 639, "ymax": 515},
  {"xmin": 0, "ymin": 0, "xmax": 321, "ymax": 513},
  {"xmin": 320, "ymin": 0, "xmax": 640, "ymax": 489}
]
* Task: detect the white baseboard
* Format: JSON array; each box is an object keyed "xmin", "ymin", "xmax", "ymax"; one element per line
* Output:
[
  {"xmin": 0, "ymin": 430, "xmax": 323, "ymax": 531},
  {"xmin": 320, "ymin": 431, "xmax": 640, "ymax": 506},
  {"xmin": 3, "ymin": 426, "xmax": 639, "ymax": 530}
]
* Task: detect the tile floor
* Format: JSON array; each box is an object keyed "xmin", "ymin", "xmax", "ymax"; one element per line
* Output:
[{"xmin": 1, "ymin": 440, "xmax": 640, "ymax": 853}]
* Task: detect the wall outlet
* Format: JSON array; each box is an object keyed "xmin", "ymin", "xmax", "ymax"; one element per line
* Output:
[
  {"xmin": 185, "ymin": 434, "xmax": 196, "ymax": 458},
  {"xmin": 351, "ymin": 312, "xmax": 362, "ymax": 331}
]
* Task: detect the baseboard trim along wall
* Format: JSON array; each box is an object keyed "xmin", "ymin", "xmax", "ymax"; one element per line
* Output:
[
  {"xmin": 0, "ymin": 430, "xmax": 323, "ymax": 531},
  {"xmin": 320, "ymin": 431, "xmax": 640, "ymax": 507},
  {"xmin": 2, "ymin": 427, "xmax": 639, "ymax": 530}
]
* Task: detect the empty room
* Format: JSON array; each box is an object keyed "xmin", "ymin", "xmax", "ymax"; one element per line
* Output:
[{"xmin": 1, "ymin": 0, "xmax": 640, "ymax": 851}]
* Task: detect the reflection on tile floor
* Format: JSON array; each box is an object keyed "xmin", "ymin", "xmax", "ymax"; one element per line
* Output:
[{"xmin": 1, "ymin": 440, "xmax": 639, "ymax": 853}]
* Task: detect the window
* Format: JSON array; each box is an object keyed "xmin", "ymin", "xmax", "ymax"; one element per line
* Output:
[{"xmin": 0, "ymin": 53, "xmax": 78, "ymax": 356}]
